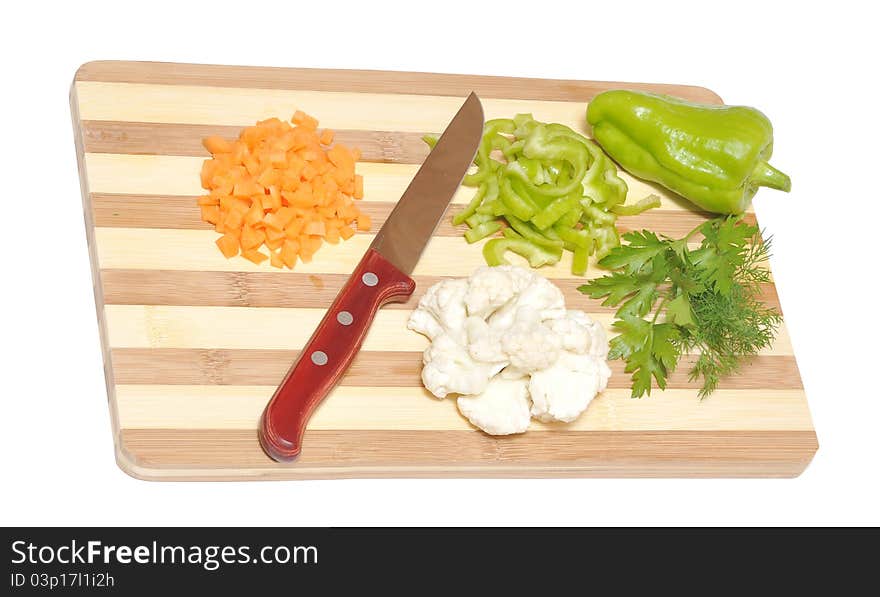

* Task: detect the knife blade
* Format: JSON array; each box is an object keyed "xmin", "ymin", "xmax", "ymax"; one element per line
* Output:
[{"xmin": 259, "ymin": 93, "xmax": 484, "ymax": 461}]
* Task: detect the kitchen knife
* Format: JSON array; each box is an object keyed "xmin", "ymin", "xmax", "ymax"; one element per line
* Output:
[{"xmin": 259, "ymin": 93, "xmax": 484, "ymax": 461}]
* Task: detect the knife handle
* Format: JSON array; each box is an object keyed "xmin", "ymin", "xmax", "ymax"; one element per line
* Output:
[{"xmin": 259, "ymin": 248, "xmax": 416, "ymax": 462}]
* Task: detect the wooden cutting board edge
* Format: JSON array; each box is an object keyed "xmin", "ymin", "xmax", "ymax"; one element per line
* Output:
[{"xmin": 70, "ymin": 61, "xmax": 817, "ymax": 481}]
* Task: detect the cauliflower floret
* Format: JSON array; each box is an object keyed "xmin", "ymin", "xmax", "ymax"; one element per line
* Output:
[
  {"xmin": 407, "ymin": 307, "xmax": 444, "ymax": 340},
  {"xmin": 547, "ymin": 310, "xmax": 594, "ymax": 354},
  {"xmin": 420, "ymin": 333, "xmax": 500, "ymax": 399},
  {"xmin": 513, "ymin": 274, "xmax": 566, "ymax": 320},
  {"xmin": 464, "ymin": 316, "xmax": 509, "ymax": 365},
  {"xmin": 412, "ymin": 278, "xmax": 469, "ymax": 341},
  {"xmin": 464, "ymin": 265, "xmax": 536, "ymax": 319},
  {"xmin": 528, "ymin": 351, "xmax": 604, "ymax": 423},
  {"xmin": 457, "ymin": 376, "xmax": 531, "ymax": 435},
  {"xmin": 501, "ymin": 318, "xmax": 562, "ymax": 372}
]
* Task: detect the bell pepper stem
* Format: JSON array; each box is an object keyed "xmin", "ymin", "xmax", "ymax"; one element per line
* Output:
[{"xmin": 751, "ymin": 161, "xmax": 792, "ymax": 192}]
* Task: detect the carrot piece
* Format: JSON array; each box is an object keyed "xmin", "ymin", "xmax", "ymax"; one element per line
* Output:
[
  {"xmin": 280, "ymin": 240, "xmax": 299, "ymax": 269},
  {"xmin": 245, "ymin": 198, "xmax": 263, "ymax": 226},
  {"xmin": 240, "ymin": 225, "xmax": 265, "ymax": 251},
  {"xmin": 357, "ymin": 214, "xmax": 372, "ymax": 231},
  {"xmin": 197, "ymin": 195, "xmax": 219, "ymax": 206},
  {"xmin": 304, "ymin": 221, "xmax": 326, "ymax": 236},
  {"xmin": 203, "ymin": 136, "xmax": 234, "ymax": 154},
  {"xmin": 257, "ymin": 168, "xmax": 280, "ymax": 188},
  {"xmin": 354, "ymin": 174, "xmax": 364, "ymax": 199},
  {"xmin": 200, "ymin": 205, "xmax": 221, "ymax": 225},
  {"xmin": 262, "ymin": 212, "xmax": 285, "ymax": 231},
  {"xmin": 242, "ymin": 249, "xmax": 268, "ymax": 265},
  {"xmin": 265, "ymin": 236, "xmax": 284, "ymax": 251},
  {"xmin": 319, "ymin": 129, "xmax": 334, "ymax": 145},
  {"xmin": 269, "ymin": 250, "xmax": 284, "ymax": 269},
  {"xmin": 223, "ymin": 209, "xmax": 244, "ymax": 231},
  {"xmin": 275, "ymin": 206, "xmax": 296, "ymax": 228},
  {"xmin": 324, "ymin": 226, "xmax": 340, "ymax": 244},
  {"xmin": 216, "ymin": 234, "xmax": 240, "ymax": 258},
  {"xmin": 339, "ymin": 225, "xmax": 355, "ymax": 240}
]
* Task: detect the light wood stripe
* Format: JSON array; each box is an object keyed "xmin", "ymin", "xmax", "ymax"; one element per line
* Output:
[
  {"xmin": 99, "ymin": 270, "xmax": 780, "ymax": 311},
  {"xmin": 84, "ymin": 153, "xmax": 713, "ymax": 213},
  {"xmin": 110, "ymin": 348, "xmax": 802, "ymax": 390},
  {"xmin": 95, "ymin": 228, "xmax": 763, "ymax": 280},
  {"xmin": 117, "ymin": 429, "xmax": 817, "ymax": 478},
  {"xmin": 91, "ymin": 192, "xmax": 755, "ymax": 237},
  {"xmin": 82, "ymin": 121, "xmax": 432, "ymax": 162},
  {"xmin": 75, "ymin": 82, "xmax": 590, "ymax": 132},
  {"xmin": 103, "ymin": 304, "xmax": 794, "ymax": 355},
  {"xmin": 115, "ymin": 385, "xmax": 813, "ymax": 432},
  {"xmin": 75, "ymin": 61, "xmax": 724, "ymax": 104}
]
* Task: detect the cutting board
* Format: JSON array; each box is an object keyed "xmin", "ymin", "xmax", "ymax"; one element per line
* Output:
[{"xmin": 70, "ymin": 61, "xmax": 817, "ymax": 479}]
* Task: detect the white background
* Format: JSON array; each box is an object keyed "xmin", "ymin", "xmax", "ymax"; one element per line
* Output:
[{"xmin": 2, "ymin": 0, "xmax": 878, "ymax": 526}]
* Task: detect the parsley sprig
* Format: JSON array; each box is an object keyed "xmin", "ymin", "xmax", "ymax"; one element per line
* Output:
[{"xmin": 579, "ymin": 216, "xmax": 781, "ymax": 398}]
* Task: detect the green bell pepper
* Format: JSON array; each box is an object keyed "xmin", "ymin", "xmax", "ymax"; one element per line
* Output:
[{"xmin": 586, "ymin": 90, "xmax": 791, "ymax": 215}]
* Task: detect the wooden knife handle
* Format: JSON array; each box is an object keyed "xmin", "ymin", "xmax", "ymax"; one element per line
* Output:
[{"xmin": 259, "ymin": 248, "xmax": 416, "ymax": 461}]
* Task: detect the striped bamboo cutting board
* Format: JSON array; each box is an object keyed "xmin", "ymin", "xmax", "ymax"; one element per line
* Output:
[{"xmin": 70, "ymin": 61, "xmax": 817, "ymax": 480}]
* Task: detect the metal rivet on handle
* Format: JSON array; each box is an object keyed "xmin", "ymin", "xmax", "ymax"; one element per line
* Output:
[
  {"xmin": 337, "ymin": 311, "xmax": 353, "ymax": 326},
  {"xmin": 311, "ymin": 351, "xmax": 328, "ymax": 366},
  {"xmin": 362, "ymin": 272, "xmax": 378, "ymax": 287}
]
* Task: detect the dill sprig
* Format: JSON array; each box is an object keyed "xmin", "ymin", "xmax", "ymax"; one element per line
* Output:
[{"xmin": 579, "ymin": 216, "xmax": 782, "ymax": 398}]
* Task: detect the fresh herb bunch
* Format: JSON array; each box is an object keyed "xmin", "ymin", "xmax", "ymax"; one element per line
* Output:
[{"xmin": 578, "ymin": 216, "xmax": 781, "ymax": 398}]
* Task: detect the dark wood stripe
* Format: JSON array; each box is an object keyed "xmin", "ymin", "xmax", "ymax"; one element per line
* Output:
[
  {"xmin": 118, "ymin": 429, "xmax": 817, "ymax": 477},
  {"xmin": 110, "ymin": 348, "xmax": 801, "ymax": 390},
  {"xmin": 82, "ymin": 121, "xmax": 432, "ymax": 163},
  {"xmin": 100, "ymin": 269, "xmax": 780, "ymax": 312},
  {"xmin": 76, "ymin": 61, "xmax": 724, "ymax": 104},
  {"xmin": 91, "ymin": 192, "xmax": 757, "ymax": 238}
]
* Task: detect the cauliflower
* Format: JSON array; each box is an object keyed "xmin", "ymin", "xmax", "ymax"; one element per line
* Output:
[
  {"xmin": 420, "ymin": 333, "xmax": 501, "ymax": 399},
  {"xmin": 407, "ymin": 266, "xmax": 611, "ymax": 435},
  {"xmin": 529, "ymin": 351, "xmax": 607, "ymax": 423},
  {"xmin": 457, "ymin": 377, "xmax": 531, "ymax": 435},
  {"xmin": 407, "ymin": 278, "xmax": 470, "ymax": 343},
  {"xmin": 464, "ymin": 265, "xmax": 534, "ymax": 319},
  {"xmin": 500, "ymin": 317, "xmax": 561, "ymax": 372}
]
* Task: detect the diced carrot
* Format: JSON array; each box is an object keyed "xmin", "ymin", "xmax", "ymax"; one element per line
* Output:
[
  {"xmin": 224, "ymin": 209, "xmax": 244, "ymax": 231},
  {"xmin": 324, "ymin": 226, "xmax": 340, "ymax": 244},
  {"xmin": 281, "ymin": 240, "xmax": 299, "ymax": 269},
  {"xmin": 200, "ymin": 109, "xmax": 363, "ymax": 265},
  {"xmin": 242, "ymin": 249, "xmax": 268, "ymax": 265},
  {"xmin": 245, "ymin": 198, "xmax": 263, "ymax": 226},
  {"xmin": 240, "ymin": 225, "xmax": 265, "ymax": 251},
  {"xmin": 200, "ymin": 205, "xmax": 221, "ymax": 224},
  {"xmin": 232, "ymin": 180, "xmax": 261, "ymax": 198},
  {"xmin": 275, "ymin": 206, "xmax": 296, "ymax": 228},
  {"xmin": 203, "ymin": 136, "xmax": 234, "ymax": 154},
  {"xmin": 304, "ymin": 221, "xmax": 326, "ymax": 236},
  {"xmin": 269, "ymin": 250, "xmax": 284, "ymax": 269},
  {"xmin": 339, "ymin": 225, "xmax": 355, "ymax": 240},
  {"xmin": 262, "ymin": 212, "xmax": 284, "ymax": 232},
  {"xmin": 216, "ymin": 234, "xmax": 240, "ymax": 258}
]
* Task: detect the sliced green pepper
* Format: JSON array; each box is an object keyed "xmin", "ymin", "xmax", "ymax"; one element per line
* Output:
[
  {"xmin": 464, "ymin": 220, "xmax": 503, "ymax": 244},
  {"xmin": 499, "ymin": 176, "xmax": 539, "ymax": 220},
  {"xmin": 483, "ymin": 238, "xmax": 563, "ymax": 268},
  {"xmin": 572, "ymin": 245, "xmax": 589, "ymax": 276},
  {"xmin": 464, "ymin": 212, "xmax": 496, "ymax": 228},
  {"xmin": 504, "ymin": 214, "xmax": 564, "ymax": 249},
  {"xmin": 611, "ymin": 194, "xmax": 662, "ymax": 216},
  {"xmin": 531, "ymin": 194, "xmax": 581, "ymax": 230}
]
